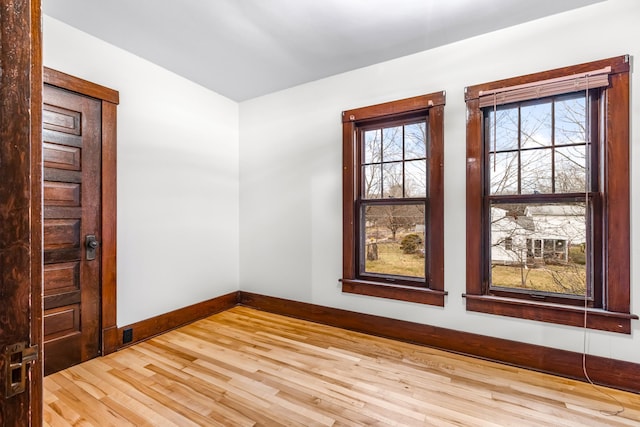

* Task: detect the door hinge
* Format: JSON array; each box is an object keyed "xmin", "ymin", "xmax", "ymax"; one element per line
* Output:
[{"xmin": 4, "ymin": 342, "xmax": 38, "ymax": 398}]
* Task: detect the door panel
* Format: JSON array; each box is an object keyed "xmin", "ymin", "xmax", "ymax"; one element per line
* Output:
[
  {"xmin": 0, "ymin": 0, "xmax": 42, "ymax": 424},
  {"xmin": 43, "ymin": 84, "xmax": 102, "ymax": 376}
]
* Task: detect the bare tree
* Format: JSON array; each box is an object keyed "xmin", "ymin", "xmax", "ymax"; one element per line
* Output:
[{"xmin": 488, "ymin": 94, "xmax": 588, "ymax": 295}]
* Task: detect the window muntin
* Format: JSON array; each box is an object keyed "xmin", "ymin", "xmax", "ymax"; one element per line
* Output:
[
  {"xmin": 464, "ymin": 55, "xmax": 635, "ymax": 332},
  {"xmin": 342, "ymin": 91, "xmax": 445, "ymax": 306},
  {"xmin": 487, "ymin": 93, "xmax": 588, "ymax": 196},
  {"xmin": 358, "ymin": 118, "xmax": 428, "ymax": 284},
  {"xmin": 361, "ymin": 120, "xmax": 427, "ymax": 199},
  {"xmin": 485, "ymin": 92, "xmax": 595, "ymax": 301}
]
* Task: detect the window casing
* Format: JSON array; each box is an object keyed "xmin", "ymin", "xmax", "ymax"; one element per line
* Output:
[
  {"xmin": 464, "ymin": 56, "xmax": 636, "ymax": 333},
  {"xmin": 342, "ymin": 92, "xmax": 446, "ymax": 306}
]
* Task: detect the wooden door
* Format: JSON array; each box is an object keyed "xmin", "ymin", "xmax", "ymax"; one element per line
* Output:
[
  {"xmin": 0, "ymin": 0, "xmax": 43, "ymax": 425},
  {"xmin": 43, "ymin": 85, "xmax": 102, "ymax": 375}
]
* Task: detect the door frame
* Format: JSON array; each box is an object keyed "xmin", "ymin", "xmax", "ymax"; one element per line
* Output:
[{"xmin": 44, "ymin": 67, "xmax": 120, "ymax": 357}]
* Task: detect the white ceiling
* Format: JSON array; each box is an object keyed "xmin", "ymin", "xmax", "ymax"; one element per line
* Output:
[{"xmin": 43, "ymin": 0, "xmax": 604, "ymax": 101}]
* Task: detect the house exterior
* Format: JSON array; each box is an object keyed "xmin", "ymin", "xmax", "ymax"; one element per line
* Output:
[{"xmin": 491, "ymin": 205, "xmax": 586, "ymax": 266}]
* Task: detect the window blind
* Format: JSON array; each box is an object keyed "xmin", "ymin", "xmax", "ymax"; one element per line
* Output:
[{"xmin": 478, "ymin": 66, "xmax": 611, "ymax": 108}]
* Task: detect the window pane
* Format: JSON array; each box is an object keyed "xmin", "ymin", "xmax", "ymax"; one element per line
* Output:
[
  {"xmin": 405, "ymin": 160, "xmax": 426, "ymax": 197},
  {"xmin": 382, "ymin": 126, "xmax": 403, "ymax": 162},
  {"xmin": 488, "ymin": 107, "xmax": 519, "ymax": 152},
  {"xmin": 405, "ymin": 122, "xmax": 426, "ymax": 160},
  {"xmin": 364, "ymin": 129, "xmax": 381, "ymax": 164},
  {"xmin": 363, "ymin": 164, "xmax": 382, "ymax": 199},
  {"xmin": 362, "ymin": 203, "xmax": 425, "ymax": 278},
  {"xmin": 490, "ymin": 152, "xmax": 518, "ymax": 195},
  {"xmin": 521, "ymin": 148, "xmax": 552, "ymax": 194},
  {"xmin": 521, "ymin": 100, "xmax": 552, "ymax": 149},
  {"xmin": 383, "ymin": 162, "xmax": 403, "ymax": 198},
  {"xmin": 490, "ymin": 202, "xmax": 587, "ymax": 296},
  {"xmin": 555, "ymin": 93, "xmax": 586, "ymax": 145},
  {"xmin": 555, "ymin": 146, "xmax": 586, "ymax": 193}
]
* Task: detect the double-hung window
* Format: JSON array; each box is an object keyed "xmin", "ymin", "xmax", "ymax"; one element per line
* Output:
[
  {"xmin": 341, "ymin": 92, "xmax": 446, "ymax": 306},
  {"xmin": 464, "ymin": 56, "xmax": 636, "ymax": 332}
]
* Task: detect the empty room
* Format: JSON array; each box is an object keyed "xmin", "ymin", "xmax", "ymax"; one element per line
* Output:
[{"xmin": 1, "ymin": 0, "xmax": 640, "ymax": 425}]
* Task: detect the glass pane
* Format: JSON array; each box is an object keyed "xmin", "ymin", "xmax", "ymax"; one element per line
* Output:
[
  {"xmin": 382, "ymin": 126, "xmax": 403, "ymax": 162},
  {"xmin": 490, "ymin": 202, "xmax": 587, "ymax": 296},
  {"xmin": 490, "ymin": 151, "xmax": 518, "ymax": 195},
  {"xmin": 555, "ymin": 93, "xmax": 586, "ymax": 145},
  {"xmin": 488, "ymin": 107, "xmax": 519, "ymax": 152},
  {"xmin": 405, "ymin": 160, "xmax": 426, "ymax": 197},
  {"xmin": 521, "ymin": 100, "xmax": 552, "ymax": 149},
  {"xmin": 363, "ymin": 164, "xmax": 382, "ymax": 199},
  {"xmin": 555, "ymin": 146, "xmax": 586, "ymax": 193},
  {"xmin": 521, "ymin": 148, "xmax": 552, "ymax": 194},
  {"xmin": 363, "ymin": 129, "xmax": 381, "ymax": 164},
  {"xmin": 362, "ymin": 203, "xmax": 425, "ymax": 278},
  {"xmin": 405, "ymin": 122, "xmax": 426, "ymax": 160},
  {"xmin": 383, "ymin": 162, "xmax": 403, "ymax": 198}
]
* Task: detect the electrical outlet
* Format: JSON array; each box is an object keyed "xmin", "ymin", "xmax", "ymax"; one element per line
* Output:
[{"xmin": 123, "ymin": 328, "xmax": 133, "ymax": 344}]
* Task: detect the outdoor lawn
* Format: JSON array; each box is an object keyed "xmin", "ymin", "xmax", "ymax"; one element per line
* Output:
[
  {"xmin": 491, "ymin": 264, "xmax": 586, "ymax": 295},
  {"xmin": 365, "ymin": 241, "xmax": 586, "ymax": 296},
  {"xmin": 365, "ymin": 241, "xmax": 425, "ymax": 278}
]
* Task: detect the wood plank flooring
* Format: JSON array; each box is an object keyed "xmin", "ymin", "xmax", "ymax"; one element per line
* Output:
[{"xmin": 44, "ymin": 306, "xmax": 640, "ymax": 426}]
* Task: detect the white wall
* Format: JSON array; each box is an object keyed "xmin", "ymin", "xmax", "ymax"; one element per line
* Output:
[
  {"xmin": 44, "ymin": 17, "xmax": 240, "ymax": 326},
  {"xmin": 240, "ymin": 0, "xmax": 640, "ymax": 363}
]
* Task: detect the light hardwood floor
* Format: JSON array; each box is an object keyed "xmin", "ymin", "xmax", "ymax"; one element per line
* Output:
[{"xmin": 44, "ymin": 306, "xmax": 640, "ymax": 426}]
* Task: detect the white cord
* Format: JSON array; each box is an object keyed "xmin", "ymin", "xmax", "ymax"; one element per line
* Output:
[{"xmin": 580, "ymin": 75, "xmax": 624, "ymax": 416}]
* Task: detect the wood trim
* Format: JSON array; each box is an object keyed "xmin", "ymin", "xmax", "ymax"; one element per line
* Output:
[
  {"xmin": 30, "ymin": 1, "xmax": 44, "ymax": 425},
  {"xmin": 428, "ymin": 104, "xmax": 445, "ymax": 291},
  {"xmin": 464, "ymin": 55, "xmax": 629, "ymax": 101},
  {"xmin": 342, "ymin": 120, "xmax": 356, "ymax": 279},
  {"xmin": 117, "ymin": 292, "xmax": 240, "ymax": 348},
  {"xmin": 343, "ymin": 91, "xmax": 446, "ymax": 123},
  {"xmin": 464, "ymin": 56, "xmax": 633, "ymax": 332},
  {"xmin": 238, "ymin": 292, "xmax": 640, "ymax": 394},
  {"xmin": 604, "ymin": 70, "xmax": 630, "ymax": 313},
  {"xmin": 43, "ymin": 67, "xmax": 119, "ymax": 104},
  {"xmin": 29, "ymin": 0, "xmax": 44, "ymax": 426},
  {"xmin": 464, "ymin": 294, "xmax": 635, "ymax": 333},
  {"xmin": 465, "ymin": 97, "xmax": 484, "ymax": 296},
  {"xmin": 43, "ymin": 68, "xmax": 120, "ymax": 357},
  {"xmin": 342, "ymin": 92, "xmax": 446, "ymax": 305},
  {"xmin": 101, "ymin": 101, "xmax": 118, "ymax": 355},
  {"xmin": 341, "ymin": 279, "xmax": 446, "ymax": 306}
]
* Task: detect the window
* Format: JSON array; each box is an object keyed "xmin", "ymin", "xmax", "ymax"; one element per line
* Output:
[
  {"xmin": 464, "ymin": 56, "xmax": 636, "ymax": 333},
  {"xmin": 341, "ymin": 92, "xmax": 446, "ymax": 306}
]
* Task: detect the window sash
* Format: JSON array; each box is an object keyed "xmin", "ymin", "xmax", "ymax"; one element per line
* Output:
[
  {"xmin": 342, "ymin": 91, "xmax": 446, "ymax": 306},
  {"xmin": 358, "ymin": 200, "xmax": 427, "ymax": 283},
  {"xmin": 464, "ymin": 55, "xmax": 633, "ymax": 332}
]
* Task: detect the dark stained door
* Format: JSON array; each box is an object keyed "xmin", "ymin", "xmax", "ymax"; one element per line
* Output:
[{"xmin": 43, "ymin": 84, "xmax": 102, "ymax": 375}]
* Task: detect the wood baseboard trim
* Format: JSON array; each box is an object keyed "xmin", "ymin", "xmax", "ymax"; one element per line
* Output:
[
  {"xmin": 238, "ymin": 291, "xmax": 640, "ymax": 394},
  {"xmin": 117, "ymin": 291, "xmax": 239, "ymax": 348},
  {"xmin": 102, "ymin": 326, "xmax": 119, "ymax": 356}
]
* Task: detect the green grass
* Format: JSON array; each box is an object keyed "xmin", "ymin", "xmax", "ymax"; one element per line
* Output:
[{"xmin": 365, "ymin": 242, "xmax": 425, "ymax": 278}]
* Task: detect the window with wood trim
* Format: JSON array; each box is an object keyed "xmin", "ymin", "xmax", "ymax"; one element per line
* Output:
[
  {"xmin": 341, "ymin": 92, "xmax": 446, "ymax": 306},
  {"xmin": 464, "ymin": 55, "xmax": 637, "ymax": 333}
]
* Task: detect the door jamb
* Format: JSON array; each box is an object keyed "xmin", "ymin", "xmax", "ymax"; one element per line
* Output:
[{"xmin": 43, "ymin": 68, "xmax": 120, "ymax": 355}]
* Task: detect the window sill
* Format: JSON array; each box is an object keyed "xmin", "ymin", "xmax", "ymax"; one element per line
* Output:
[
  {"xmin": 463, "ymin": 294, "xmax": 637, "ymax": 334},
  {"xmin": 341, "ymin": 279, "xmax": 446, "ymax": 306}
]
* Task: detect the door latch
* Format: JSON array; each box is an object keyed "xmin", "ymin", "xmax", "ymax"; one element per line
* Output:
[
  {"xmin": 86, "ymin": 234, "xmax": 99, "ymax": 261},
  {"xmin": 4, "ymin": 342, "xmax": 38, "ymax": 398}
]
